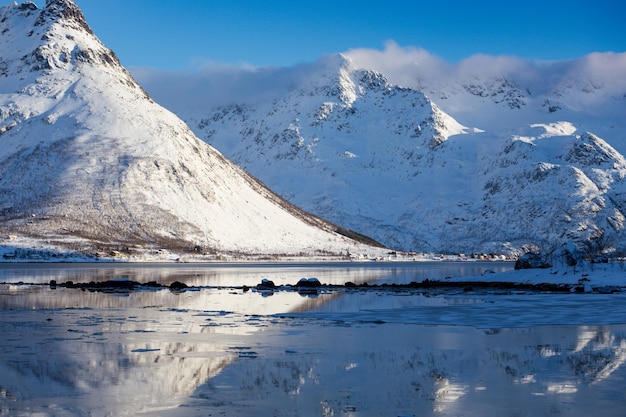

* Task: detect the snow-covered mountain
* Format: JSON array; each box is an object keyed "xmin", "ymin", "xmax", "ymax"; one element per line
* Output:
[
  {"xmin": 143, "ymin": 53, "xmax": 626, "ymax": 257},
  {"xmin": 342, "ymin": 48, "xmax": 626, "ymax": 157},
  {"xmin": 0, "ymin": 0, "xmax": 380, "ymax": 259}
]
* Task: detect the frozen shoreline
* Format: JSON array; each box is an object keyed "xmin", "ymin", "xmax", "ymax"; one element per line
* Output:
[
  {"xmin": 450, "ymin": 260, "xmax": 626, "ymax": 289},
  {"xmin": 1, "ymin": 260, "xmax": 626, "ymax": 416},
  {"xmin": 1, "ymin": 256, "xmax": 624, "ymax": 289}
]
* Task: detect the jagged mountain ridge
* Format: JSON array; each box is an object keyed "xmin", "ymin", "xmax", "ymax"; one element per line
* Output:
[
  {"xmin": 163, "ymin": 54, "xmax": 626, "ymax": 256},
  {"xmin": 0, "ymin": 0, "xmax": 378, "ymax": 258},
  {"xmin": 183, "ymin": 56, "xmax": 469, "ymax": 251},
  {"xmin": 407, "ymin": 54, "xmax": 626, "ymax": 148},
  {"xmin": 199, "ymin": 58, "xmax": 467, "ymax": 169}
]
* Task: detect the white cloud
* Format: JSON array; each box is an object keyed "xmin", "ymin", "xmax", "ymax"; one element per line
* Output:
[
  {"xmin": 344, "ymin": 41, "xmax": 626, "ymax": 96},
  {"xmin": 131, "ymin": 42, "xmax": 626, "ymax": 119},
  {"xmin": 131, "ymin": 61, "xmax": 292, "ymax": 116},
  {"xmin": 343, "ymin": 40, "xmax": 452, "ymax": 89},
  {"xmin": 570, "ymin": 52, "xmax": 626, "ymax": 86}
]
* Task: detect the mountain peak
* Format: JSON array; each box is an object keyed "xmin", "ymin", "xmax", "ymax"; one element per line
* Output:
[
  {"xmin": 35, "ymin": 0, "xmax": 92, "ymax": 34},
  {"xmin": 316, "ymin": 53, "xmax": 354, "ymax": 71},
  {"xmin": 303, "ymin": 53, "xmax": 392, "ymax": 106},
  {"xmin": 0, "ymin": 0, "xmax": 127, "ymax": 75},
  {"xmin": 0, "ymin": 0, "xmax": 378, "ymax": 259}
]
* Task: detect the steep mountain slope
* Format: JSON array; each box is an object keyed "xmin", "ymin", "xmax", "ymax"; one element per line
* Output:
[
  {"xmin": 180, "ymin": 55, "xmax": 469, "ymax": 251},
  {"xmin": 0, "ymin": 0, "xmax": 378, "ymax": 258},
  {"xmin": 158, "ymin": 55, "xmax": 626, "ymax": 257},
  {"xmin": 442, "ymin": 126, "xmax": 626, "ymax": 256}
]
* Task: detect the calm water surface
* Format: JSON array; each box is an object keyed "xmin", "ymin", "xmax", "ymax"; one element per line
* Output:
[
  {"xmin": 1, "ymin": 262, "xmax": 625, "ymax": 417},
  {"xmin": 0, "ymin": 261, "xmax": 512, "ymax": 286}
]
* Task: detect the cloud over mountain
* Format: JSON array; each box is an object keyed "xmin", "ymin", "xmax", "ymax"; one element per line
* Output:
[
  {"xmin": 344, "ymin": 42, "xmax": 626, "ymax": 105},
  {"xmin": 134, "ymin": 41, "xmax": 626, "ymax": 123},
  {"xmin": 132, "ymin": 43, "xmax": 626, "ymax": 257}
]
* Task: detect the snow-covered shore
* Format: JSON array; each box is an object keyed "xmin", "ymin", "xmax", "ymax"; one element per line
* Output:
[
  {"xmin": 450, "ymin": 260, "xmax": 626, "ymax": 290},
  {"xmin": 1, "ymin": 239, "xmax": 624, "ymax": 292},
  {"xmin": 2, "ymin": 231, "xmax": 624, "ymax": 290}
]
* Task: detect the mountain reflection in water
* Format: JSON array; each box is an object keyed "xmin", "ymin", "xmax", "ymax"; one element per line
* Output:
[
  {"xmin": 1, "ymin": 263, "xmax": 625, "ymax": 417},
  {"xmin": 0, "ymin": 261, "xmax": 512, "ymax": 286}
]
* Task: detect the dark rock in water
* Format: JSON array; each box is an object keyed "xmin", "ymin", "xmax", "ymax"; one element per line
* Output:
[
  {"xmin": 100, "ymin": 279, "xmax": 137, "ymax": 290},
  {"xmin": 256, "ymin": 279, "xmax": 277, "ymax": 291},
  {"xmin": 49, "ymin": 280, "xmax": 57, "ymax": 289},
  {"xmin": 170, "ymin": 281, "xmax": 189, "ymax": 290},
  {"xmin": 296, "ymin": 278, "xmax": 321, "ymax": 288},
  {"xmin": 514, "ymin": 253, "xmax": 551, "ymax": 270},
  {"xmin": 344, "ymin": 282, "xmax": 357, "ymax": 287},
  {"xmin": 56, "ymin": 278, "xmax": 145, "ymax": 291},
  {"xmin": 295, "ymin": 278, "xmax": 322, "ymax": 295}
]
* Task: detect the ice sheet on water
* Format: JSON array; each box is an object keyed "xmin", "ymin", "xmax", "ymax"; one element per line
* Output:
[{"xmin": 278, "ymin": 291, "xmax": 626, "ymax": 328}]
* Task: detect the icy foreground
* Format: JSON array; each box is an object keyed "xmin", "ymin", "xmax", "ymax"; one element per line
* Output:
[
  {"xmin": 0, "ymin": 0, "xmax": 382, "ymax": 259},
  {"xmin": 1, "ymin": 260, "xmax": 625, "ymax": 416},
  {"xmin": 145, "ymin": 51, "xmax": 626, "ymax": 256}
]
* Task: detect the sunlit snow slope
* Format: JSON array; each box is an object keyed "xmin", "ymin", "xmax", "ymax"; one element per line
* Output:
[
  {"xmin": 147, "ymin": 54, "xmax": 626, "ymax": 257},
  {"xmin": 0, "ymin": 0, "xmax": 377, "ymax": 257}
]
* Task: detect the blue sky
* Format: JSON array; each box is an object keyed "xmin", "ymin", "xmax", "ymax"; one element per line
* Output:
[{"xmin": 34, "ymin": 0, "xmax": 626, "ymax": 69}]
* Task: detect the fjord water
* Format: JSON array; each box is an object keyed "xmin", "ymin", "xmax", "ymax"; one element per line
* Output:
[
  {"xmin": 1, "ymin": 262, "xmax": 625, "ymax": 417},
  {"xmin": 0, "ymin": 261, "xmax": 511, "ymax": 287}
]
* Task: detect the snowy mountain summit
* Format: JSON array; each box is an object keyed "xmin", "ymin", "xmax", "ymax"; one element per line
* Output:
[
  {"xmin": 162, "ymin": 53, "xmax": 626, "ymax": 258},
  {"xmin": 0, "ymin": 0, "xmax": 379, "ymax": 259}
]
